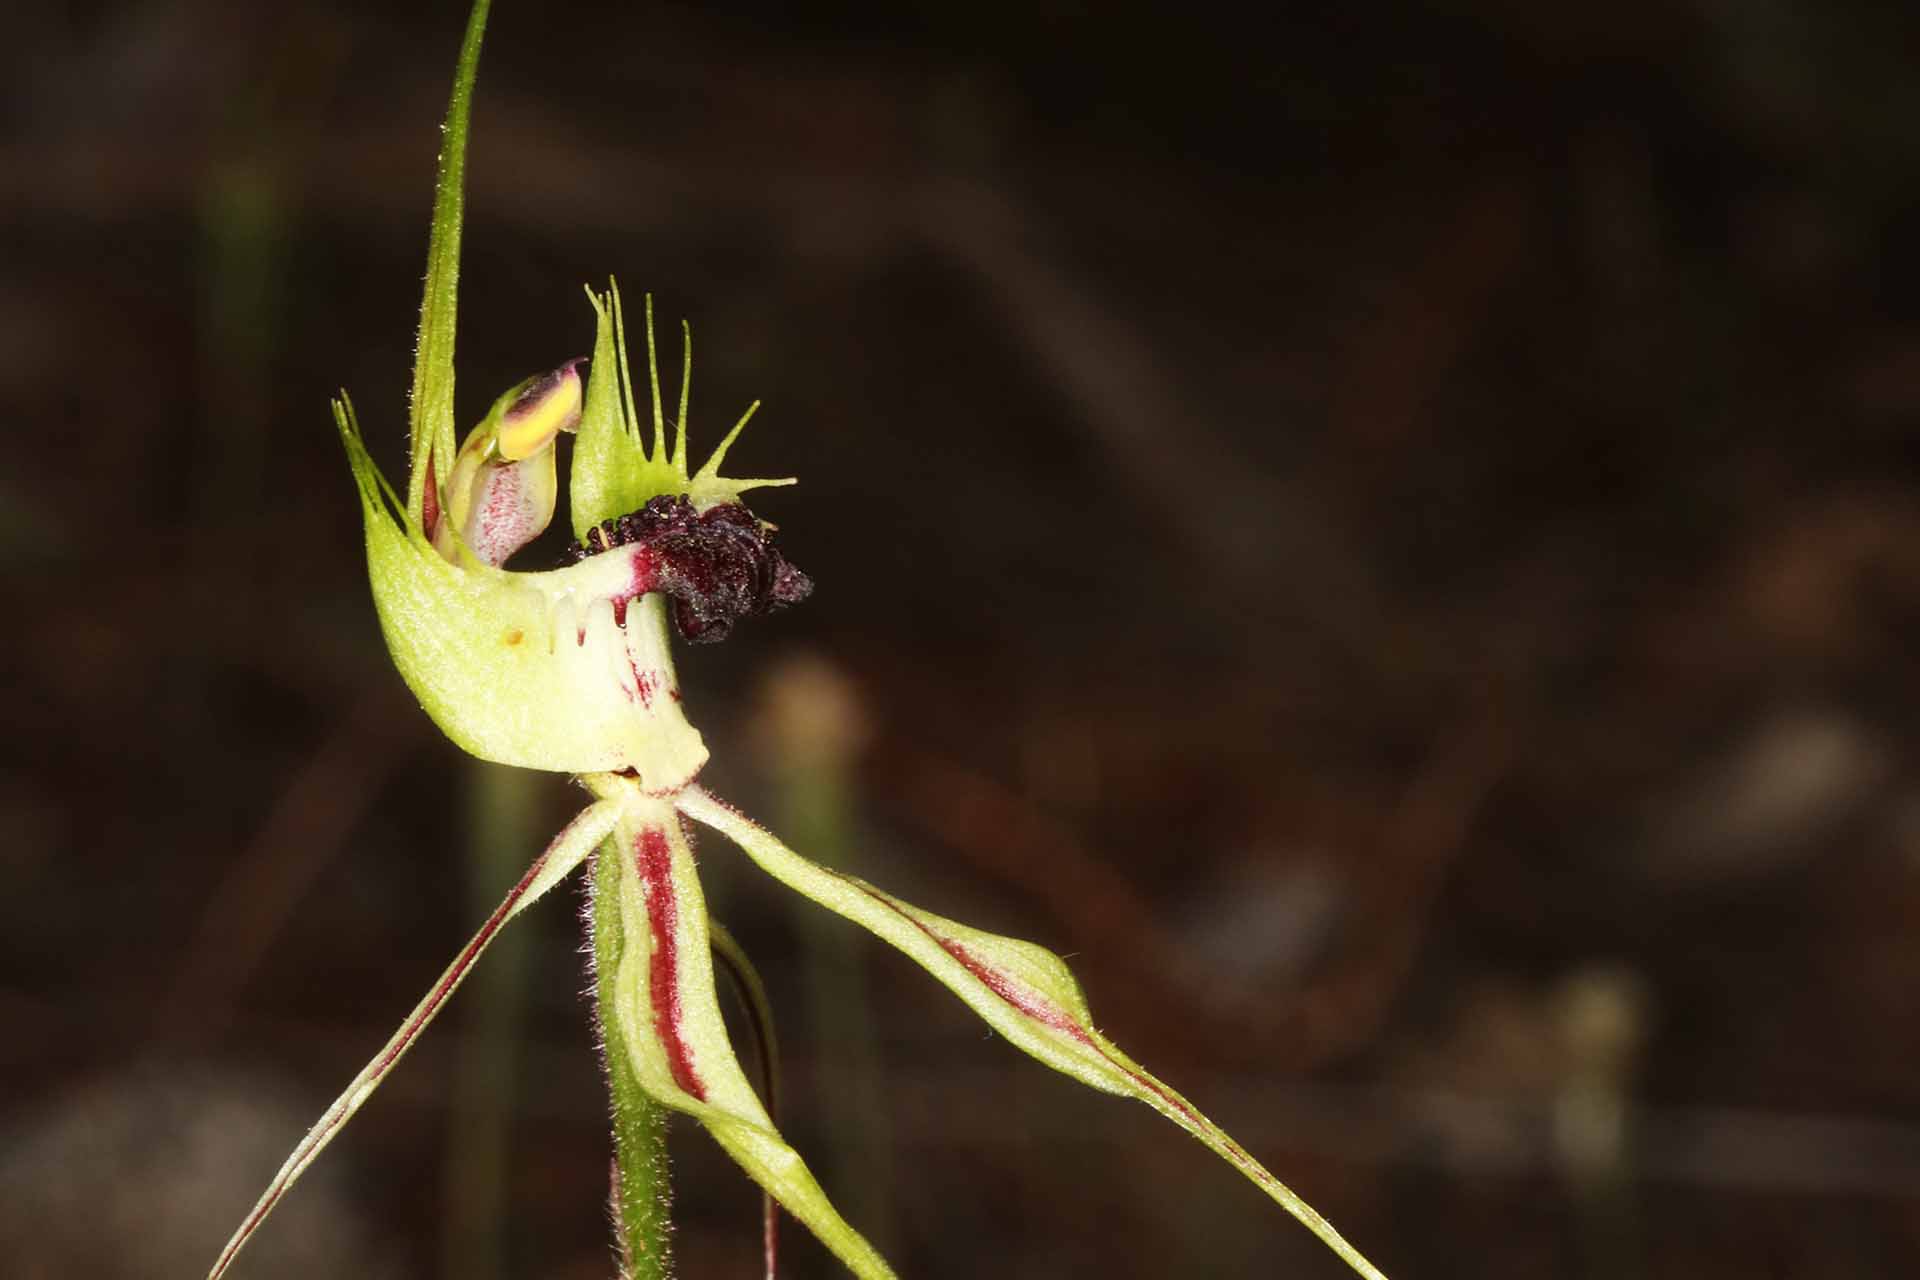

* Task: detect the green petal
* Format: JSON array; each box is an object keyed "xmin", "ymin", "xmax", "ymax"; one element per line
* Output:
[
  {"xmin": 336, "ymin": 397, "xmax": 709, "ymax": 785},
  {"xmin": 677, "ymin": 786, "xmax": 1391, "ymax": 1280},
  {"xmin": 209, "ymin": 799, "xmax": 618, "ymax": 1280},
  {"xmin": 589, "ymin": 781, "xmax": 894, "ymax": 1279}
]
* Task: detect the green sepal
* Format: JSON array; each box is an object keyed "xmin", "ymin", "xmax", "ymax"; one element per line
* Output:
[
  {"xmin": 588, "ymin": 778, "xmax": 895, "ymax": 1279},
  {"xmin": 678, "ymin": 786, "xmax": 1391, "ymax": 1280},
  {"xmin": 406, "ymin": 0, "xmax": 490, "ymax": 528},
  {"xmin": 336, "ymin": 396, "xmax": 708, "ymax": 786}
]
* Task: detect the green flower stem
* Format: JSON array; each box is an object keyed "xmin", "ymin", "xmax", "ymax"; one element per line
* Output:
[{"xmin": 590, "ymin": 833, "xmax": 673, "ymax": 1280}]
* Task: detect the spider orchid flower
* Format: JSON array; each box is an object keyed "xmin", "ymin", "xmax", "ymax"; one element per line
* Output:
[{"xmin": 208, "ymin": 3, "xmax": 1388, "ymax": 1278}]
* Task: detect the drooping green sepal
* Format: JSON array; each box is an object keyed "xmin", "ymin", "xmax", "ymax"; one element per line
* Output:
[
  {"xmin": 679, "ymin": 786, "xmax": 1391, "ymax": 1280},
  {"xmin": 336, "ymin": 396, "xmax": 708, "ymax": 787},
  {"xmin": 587, "ymin": 778, "xmax": 895, "ymax": 1279}
]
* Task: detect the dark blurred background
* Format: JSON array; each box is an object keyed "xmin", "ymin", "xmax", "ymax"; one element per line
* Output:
[{"xmin": 7, "ymin": 0, "xmax": 1920, "ymax": 1276}]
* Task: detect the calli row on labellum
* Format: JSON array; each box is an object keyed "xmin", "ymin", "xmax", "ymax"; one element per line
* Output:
[{"xmin": 208, "ymin": 1, "xmax": 1391, "ymax": 1277}]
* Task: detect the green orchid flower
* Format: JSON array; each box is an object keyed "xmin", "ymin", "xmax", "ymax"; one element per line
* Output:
[{"xmin": 208, "ymin": 2, "xmax": 1390, "ymax": 1278}]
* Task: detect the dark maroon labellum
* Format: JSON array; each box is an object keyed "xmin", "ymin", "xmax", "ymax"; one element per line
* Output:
[{"xmin": 569, "ymin": 495, "xmax": 813, "ymax": 643}]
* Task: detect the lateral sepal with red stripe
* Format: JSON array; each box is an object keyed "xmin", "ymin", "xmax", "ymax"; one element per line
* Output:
[{"xmin": 588, "ymin": 779, "xmax": 893, "ymax": 1279}]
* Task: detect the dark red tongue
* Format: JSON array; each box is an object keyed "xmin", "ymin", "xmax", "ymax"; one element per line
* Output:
[{"xmin": 570, "ymin": 495, "xmax": 813, "ymax": 643}]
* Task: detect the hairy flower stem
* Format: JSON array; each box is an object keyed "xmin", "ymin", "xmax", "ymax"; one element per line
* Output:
[{"xmin": 591, "ymin": 839, "xmax": 674, "ymax": 1279}]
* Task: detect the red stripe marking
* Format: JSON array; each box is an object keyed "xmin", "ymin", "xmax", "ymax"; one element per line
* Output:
[
  {"xmin": 839, "ymin": 876, "xmax": 1273, "ymax": 1183},
  {"xmin": 612, "ymin": 549, "xmax": 664, "ymax": 694},
  {"xmin": 843, "ymin": 881, "xmax": 1093, "ymax": 1044},
  {"xmin": 626, "ymin": 545, "xmax": 661, "ymax": 601},
  {"xmin": 606, "ymin": 548, "xmax": 663, "ymax": 631},
  {"xmin": 937, "ymin": 936, "xmax": 1089, "ymax": 1040},
  {"xmin": 420, "ymin": 450, "xmax": 441, "ymax": 542},
  {"xmin": 625, "ymin": 664, "xmax": 659, "ymax": 707},
  {"xmin": 636, "ymin": 826, "xmax": 706, "ymax": 1100}
]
